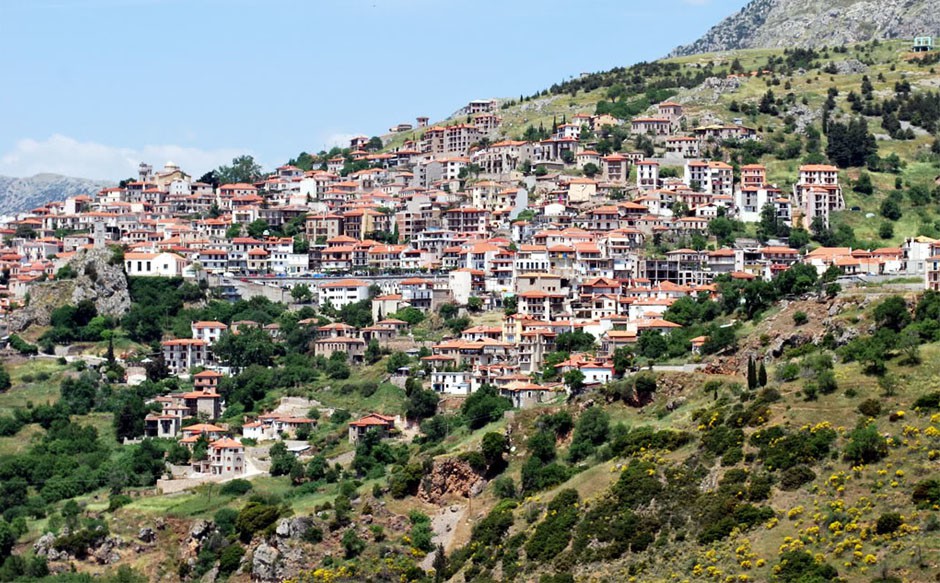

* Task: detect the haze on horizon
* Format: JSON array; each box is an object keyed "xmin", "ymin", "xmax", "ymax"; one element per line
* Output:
[{"xmin": 0, "ymin": 0, "xmax": 747, "ymax": 181}]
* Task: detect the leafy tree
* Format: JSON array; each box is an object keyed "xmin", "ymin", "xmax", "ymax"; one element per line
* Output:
[
  {"xmin": 290, "ymin": 284, "xmax": 313, "ymax": 303},
  {"xmin": 216, "ymin": 155, "xmax": 263, "ymax": 185},
  {"xmin": 873, "ymin": 295, "xmax": 910, "ymax": 332},
  {"xmin": 481, "ymin": 432, "xmax": 508, "ymax": 472},
  {"xmin": 461, "ymin": 384, "xmax": 512, "ymax": 429},
  {"xmin": 568, "ymin": 408, "xmax": 609, "ymax": 462},
  {"xmin": 564, "ymin": 369, "xmax": 586, "ymax": 395},
  {"xmin": 212, "ymin": 327, "xmax": 276, "ymax": 372},
  {"xmin": 554, "ymin": 330, "xmax": 596, "ymax": 353},
  {"xmin": 365, "ymin": 339, "xmax": 382, "ymax": 364},
  {"xmin": 405, "ymin": 389, "xmax": 439, "ymax": 423},
  {"xmin": 583, "ymin": 162, "xmax": 600, "ymax": 178}
]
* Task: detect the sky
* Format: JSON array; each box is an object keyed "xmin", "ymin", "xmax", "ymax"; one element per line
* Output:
[{"xmin": 0, "ymin": 0, "xmax": 749, "ymax": 181}]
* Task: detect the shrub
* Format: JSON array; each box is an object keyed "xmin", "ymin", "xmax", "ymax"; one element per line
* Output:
[
  {"xmin": 792, "ymin": 311, "xmax": 808, "ymax": 326},
  {"xmin": 107, "ymin": 494, "xmax": 132, "ymax": 512},
  {"xmin": 525, "ymin": 489, "xmax": 579, "ymax": 562},
  {"xmin": 857, "ymin": 399, "xmax": 882, "ymax": 417},
  {"xmin": 492, "ymin": 476, "xmax": 517, "ymax": 499},
  {"xmin": 912, "ymin": 391, "xmax": 940, "ymax": 410},
  {"xmin": 843, "ymin": 423, "xmax": 888, "ymax": 465},
  {"xmin": 214, "ymin": 508, "xmax": 239, "ymax": 538},
  {"xmin": 220, "ymin": 479, "xmax": 253, "ymax": 496},
  {"xmin": 912, "ymin": 479, "xmax": 940, "ymax": 507},
  {"xmin": 302, "ymin": 525, "xmax": 323, "ymax": 544},
  {"xmin": 218, "ymin": 544, "xmax": 245, "ymax": 576},
  {"xmin": 774, "ymin": 550, "xmax": 838, "ymax": 582},
  {"xmin": 235, "ymin": 501, "xmax": 280, "ymax": 543},
  {"xmin": 339, "ymin": 529, "xmax": 364, "ymax": 558},
  {"xmin": 776, "ymin": 362, "xmax": 800, "ymax": 382},
  {"xmin": 875, "ymin": 512, "xmax": 902, "ymax": 535},
  {"xmin": 780, "ymin": 465, "xmax": 816, "ymax": 490}
]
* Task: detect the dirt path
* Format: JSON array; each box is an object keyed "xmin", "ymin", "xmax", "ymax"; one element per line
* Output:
[{"xmin": 420, "ymin": 503, "xmax": 467, "ymax": 569}]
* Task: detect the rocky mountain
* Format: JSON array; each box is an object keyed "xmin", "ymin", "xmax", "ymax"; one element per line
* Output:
[
  {"xmin": 672, "ymin": 0, "xmax": 940, "ymax": 57},
  {"xmin": 0, "ymin": 173, "xmax": 113, "ymax": 215}
]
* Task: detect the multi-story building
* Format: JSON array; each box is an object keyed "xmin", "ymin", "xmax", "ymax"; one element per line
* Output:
[{"xmin": 793, "ymin": 164, "xmax": 844, "ymax": 228}]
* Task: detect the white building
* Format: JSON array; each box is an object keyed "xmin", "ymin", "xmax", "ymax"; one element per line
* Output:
[
  {"xmin": 318, "ymin": 279, "xmax": 371, "ymax": 308},
  {"xmin": 124, "ymin": 252, "xmax": 187, "ymax": 277},
  {"xmin": 191, "ymin": 321, "xmax": 228, "ymax": 346}
]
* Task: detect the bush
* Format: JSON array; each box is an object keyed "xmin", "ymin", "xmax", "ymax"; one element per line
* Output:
[
  {"xmin": 107, "ymin": 494, "xmax": 132, "ymax": 512},
  {"xmin": 220, "ymin": 479, "xmax": 253, "ymax": 496},
  {"xmin": 218, "ymin": 544, "xmax": 245, "ymax": 575},
  {"xmin": 235, "ymin": 501, "xmax": 280, "ymax": 543},
  {"xmin": 792, "ymin": 311, "xmax": 808, "ymax": 326},
  {"xmin": 843, "ymin": 423, "xmax": 888, "ymax": 465},
  {"xmin": 776, "ymin": 362, "xmax": 800, "ymax": 382},
  {"xmin": 912, "ymin": 479, "xmax": 940, "ymax": 507},
  {"xmin": 214, "ymin": 508, "xmax": 239, "ymax": 538},
  {"xmin": 875, "ymin": 512, "xmax": 902, "ymax": 535},
  {"xmin": 912, "ymin": 391, "xmax": 940, "ymax": 410},
  {"xmin": 492, "ymin": 476, "xmax": 517, "ymax": 499},
  {"xmin": 341, "ymin": 529, "xmax": 365, "ymax": 558},
  {"xmin": 780, "ymin": 465, "xmax": 816, "ymax": 490},
  {"xmin": 857, "ymin": 399, "xmax": 882, "ymax": 417}
]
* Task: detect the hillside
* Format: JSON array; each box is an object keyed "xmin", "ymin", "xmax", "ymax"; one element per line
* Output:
[
  {"xmin": 0, "ymin": 173, "xmax": 113, "ymax": 215},
  {"xmin": 671, "ymin": 0, "xmax": 940, "ymax": 57}
]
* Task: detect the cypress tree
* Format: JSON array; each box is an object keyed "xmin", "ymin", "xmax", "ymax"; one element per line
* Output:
[
  {"xmin": 747, "ymin": 357, "xmax": 757, "ymax": 391},
  {"xmin": 758, "ymin": 361, "xmax": 768, "ymax": 387}
]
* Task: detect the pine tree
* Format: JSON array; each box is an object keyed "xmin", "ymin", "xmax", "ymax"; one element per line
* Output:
[
  {"xmin": 758, "ymin": 361, "xmax": 768, "ymax": 387},
  {"xmin": 747, "ymin": 357, "xmax": 757, "ymax": 391}
]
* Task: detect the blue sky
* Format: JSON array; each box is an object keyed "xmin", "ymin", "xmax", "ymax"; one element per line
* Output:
[{"xmin": 0, "ymin": 0, "xmax": 748, "ymax": 180}]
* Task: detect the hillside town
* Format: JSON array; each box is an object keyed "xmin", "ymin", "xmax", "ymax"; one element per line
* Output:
[{"xmin": 0, "ymin": 95, "xmax": 938, "ymax": 480}]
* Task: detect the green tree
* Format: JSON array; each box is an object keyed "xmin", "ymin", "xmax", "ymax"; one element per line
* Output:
[
  {"xmin": 0, "ymin": 365, "xmax": 10, "ymax": 392},
  {"xmin": 461, "ymin": 384, "xmax": 512, "ymax": 429},
  {"xmin": 216, "ymin": 155, "xmax": 263, "ymax": 185},
  {"xmin": 365, "ymin": 339, "xmax": 382, "ymax": 364},
  {"xmin": 564, "ymin": 369, "xmax": 586, "ymax": 395}
]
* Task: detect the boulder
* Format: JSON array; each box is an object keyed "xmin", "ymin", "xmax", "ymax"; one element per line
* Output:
[
  {"xmin": 251, "ymin": 543, "xmax": 281, "ymax": 582},
  {"xmin": 138, "ymin": 527, "xmax": 156, "ymax": 543}
]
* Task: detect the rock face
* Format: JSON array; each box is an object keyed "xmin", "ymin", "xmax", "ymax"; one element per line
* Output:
[
  {"xmin": 419, "ymin": 458, "xmax": 486, "ymax": 504},
  {"xmin": 8, "ymin": 247, "xmax": 131, "ymax": 332},
  {"xmin": 672, "ymin": 0, "xmax": 940, "ymax": 57},
  {"xmin": 0, "ymin": 174, "xmax": 113, "ymax": 215}
]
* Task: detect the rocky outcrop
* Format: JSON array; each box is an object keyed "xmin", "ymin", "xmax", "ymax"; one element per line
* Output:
[
  {"xmin": 419, "ymin": 458, "xmax": 486, "ymax": 504},
  {"xmin": 8, "ymin": 247, "xmax": 130, "ymax": 332},
  {"xmin": 672, "ymin": 0, "xmax": 940, "ymax": 57}
]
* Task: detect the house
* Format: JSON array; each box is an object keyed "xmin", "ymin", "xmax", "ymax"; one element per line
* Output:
[
  {"xmin": 208, "ymin": 438, "xmax": 244, "ymax": 475},
  {"xmin": 272, "ymin": 416, "xmax": 317, "ymax": 437},
  {"xmin": 499, "ymin": 381, "xmax": 558, "ymax": 409},
  {"xmin": 162, "ymin": 339, "xmax": 208, "ymax": 375},
  {"xmin": 348, "ymin": 413, "xmax": 396, "ymax": 443},
  {"xmin": 191, "ymin": 321, "xmax": 228, "ymax": 346},
  {"xmin": 314, "ymin": 336, "xmax": 366, "ymax": 362},
  {"xmin": 318, "ymin": 279, "xmax": 370, "ymax": 308},
  {"xmin": 144, "ymin": 413, "xmax": 181, "ymax": 438},
  {"xmin": 124, "ymin": 252, "xmax": 187, "ymax": 277},
  {"xmin": 430, "ymin": 370, "xmax": 475, "ymax": 395},
  {"xmin": 793, "ymin": 165, "xmax": 844, "ymax": 228}
]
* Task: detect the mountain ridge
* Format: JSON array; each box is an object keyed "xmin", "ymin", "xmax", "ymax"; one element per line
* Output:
[
  {"xmin": 671, "ymin": 0, "xmax": 940, "ymax": 57},
  {"xmin": 0, "ymin": 173, "xmax": 114, "ymax": 215}
]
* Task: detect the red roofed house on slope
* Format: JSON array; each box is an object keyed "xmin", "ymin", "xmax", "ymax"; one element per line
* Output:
[{"xmin": 348, "ymin": 413, "xmax": 397, "ymax": 443}]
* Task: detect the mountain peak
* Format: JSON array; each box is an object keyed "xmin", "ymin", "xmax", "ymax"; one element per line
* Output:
[
  {"xmin": 672, "ymin": 0, "xmax": 940, "ymax": 57},
  {"xmin": 0, "ymin": 174, "xmax": 114, "ymax": 215}
]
